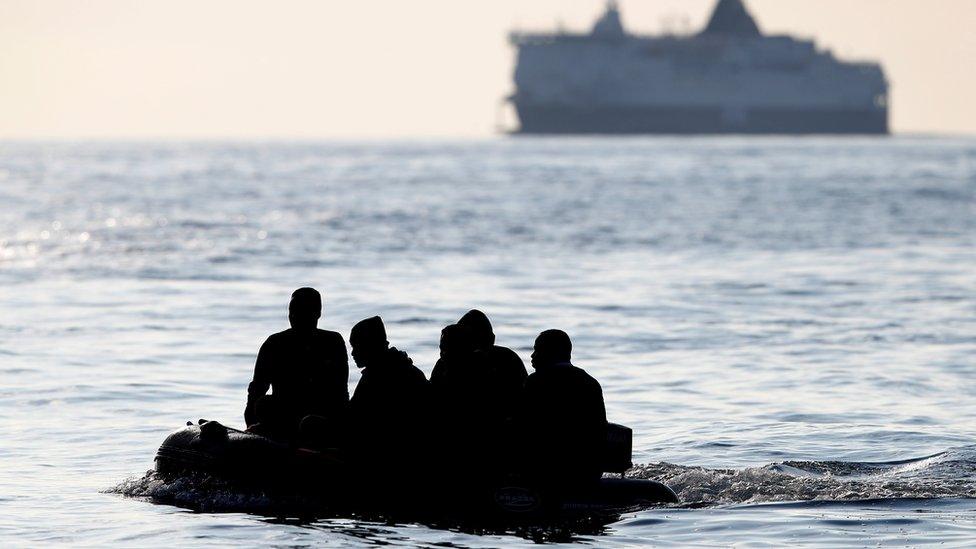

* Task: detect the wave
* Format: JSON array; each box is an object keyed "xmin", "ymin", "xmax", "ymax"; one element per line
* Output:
[
  {"xmin": 110, "ymin": 471, "xmax": 280, "ymax": 513},
  {"xmin": 631, "ymin": 447, "xmax": 976, "ymax": 505}
]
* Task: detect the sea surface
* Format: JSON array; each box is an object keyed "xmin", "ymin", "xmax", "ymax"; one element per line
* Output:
[{"xmin": 1, "ymin": 137, "xmax": 975, "ymax": 547}]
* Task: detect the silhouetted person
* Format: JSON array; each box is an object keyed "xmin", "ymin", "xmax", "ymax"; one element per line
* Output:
[
  {"xmin": 347, "ymin": 316, "xmax": 429, "ymax": 468},
  {"xmin": 428, "ymin": 323, "xmax": 493, "ymax": 491},
  {"xmin": 517, "ymin": 329, "xmax": 607, "ymax": 489},
  {"xmin": 456, "ymin": 309, "xmax": 528, "ymax": 421},
  {"xmin": 431, "ymin": 320, "xmax": 523, "ymax": 481},
  {"xmin": 429, "ymin": 323, "xmax": 477, "ymax": 391},
  {"xmin": 244, "ymin": 288, "xmax": 349, "ymax": 439}
]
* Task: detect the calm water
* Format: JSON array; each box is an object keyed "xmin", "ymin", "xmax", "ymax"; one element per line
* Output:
[{"xmin": 1, "ymin": 137, "xmax": 975, "ymax": 547}]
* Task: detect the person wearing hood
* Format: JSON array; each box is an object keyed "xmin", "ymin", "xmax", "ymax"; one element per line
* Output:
[
  {"xmin": 455, "ymin": 309, "xmax": 528, "ymax": 422},
  {"xmin": 347, "ymin": 316, "xmax": 430, "ymax": 467},
  {"xmin": 429, "ymin": 311, "xmax": 526, "ymax": 476},
  {"xmin": 429, "ymin": 323, "xmax": 477, "ymax": 391},
  {"xmin": 429, "ymin": 322, "xmax": 505, "ymax": 492},
  {"xmin": 429, "ymin": 322, "xmax": 478, "ymax": 436}
]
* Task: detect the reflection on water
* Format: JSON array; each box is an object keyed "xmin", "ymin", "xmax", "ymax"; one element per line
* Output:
[
  {"xmin": 1, "ymin": 137, "xmax": 976, "ymax": 546},
  {"xmin": 266, "ymin": 513, "xmax": 618, "ymax": 546}
]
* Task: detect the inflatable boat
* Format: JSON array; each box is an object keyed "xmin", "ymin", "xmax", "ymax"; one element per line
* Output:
[{"xmin": 154, "ymin": 420, "xmax": 678, "ymax": 516}]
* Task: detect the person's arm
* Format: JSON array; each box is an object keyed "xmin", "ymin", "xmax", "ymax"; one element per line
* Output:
[
  {"xmin": 513, "ymin": 373, "xmax": 537, "ymax": 433},
  {"xmin": 430, "ymin": 359, "xmax": 446, "ymax": 386},
  {"xmin": 510, "ymin": 350, "xmax": 528, "ymax": 381},
  {"xmin": 348, "ymin": 369, "xmax": 367, "ymax": 413},
  {"xmin": 594, "ymin": 380, "xmax": 608, "ymax": 426},
  {"xmin": 244, "ymin": 337, "xmax": 274, "ymax": 426},
  {"xmin": 316, "ymin": 332, "xmax": 349, "ymax": 418},
  {"xmin": 332, "ymin": 333, "xmax": 350, "ymax": 405},
  {"xmin": 586, "ymin": 378, "xmax": 609, "ymax": 475},
  {"xmin": 501, "ymin": 349, "xmax": 528, "ymax": 420}
]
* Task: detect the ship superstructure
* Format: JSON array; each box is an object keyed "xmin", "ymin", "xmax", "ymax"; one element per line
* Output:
[{"xmin": 508, "ymin": 0, "xmax": 889, "ymax": 134}]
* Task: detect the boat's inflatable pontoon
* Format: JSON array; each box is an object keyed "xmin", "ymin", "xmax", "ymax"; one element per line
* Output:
[{"xmin": 154, "ymin": 420, "xmax": 678, "ymax": 515}]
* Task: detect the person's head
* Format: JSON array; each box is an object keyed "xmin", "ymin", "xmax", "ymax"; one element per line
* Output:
[
  {"xmin": 350, "ymin": 316, "xmax": 389, "ymax": 369},
  {"xmin": 289, "ymin": 287, "xmax": 321, "ymax": 330},
  {"xmin": 439, "ymin": 323, "xmax": 475, "ymax": 359},
  {"xmin": 457, "ymin": 309, "xmax": 495, "ymax": 351},
  {"xmin": 531, "ymin": 329, "xmax": 572, "ymax": 369}
]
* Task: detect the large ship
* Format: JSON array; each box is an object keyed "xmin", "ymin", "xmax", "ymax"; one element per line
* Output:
[{"xmin": 508, "ymin": 0, "xmax": 889, "ymax": 134}]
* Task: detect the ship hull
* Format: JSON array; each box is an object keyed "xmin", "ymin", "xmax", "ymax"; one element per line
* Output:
[{"xmin": 513, "ymin": 103, "xmax": 889, "ymax": 135}]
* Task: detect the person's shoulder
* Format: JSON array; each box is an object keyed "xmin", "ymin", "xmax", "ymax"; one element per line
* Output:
[
  {"xmin": 315, "ymin": 329, "xmax": 345, "ymax": 342},
  {"xmin": 491, "ymin": 345, "xmax": 525, "ymax": 366},
  {"xmin": 491, "ymin": 345, "xmax": 521, "ymax": 359},
  {"xmin": 524, "ymin": 369, "xmax": 545, "ymax": 386},
  {"xmin": 264, "ymin": 329, "xmax": 291, "ymax": 344},
  {"xmin": 387, "ymin": 347, "xmax": 413, "ymax": 366},
  {"xmin": 390, "ymin": 350, "xmax": 426, "ymax": 382},
  {"xmin": 408, "ymin": 363, "xmax": 428, "ymax": 384},
  {"xmin": 570, "ymin": 364, "xmax": 603, "ymax": 390}
]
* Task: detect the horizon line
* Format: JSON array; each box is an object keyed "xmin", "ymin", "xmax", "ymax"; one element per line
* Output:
[{"xmin": 0, "ymin": 131, "xmax": 973, "ymax": 143}]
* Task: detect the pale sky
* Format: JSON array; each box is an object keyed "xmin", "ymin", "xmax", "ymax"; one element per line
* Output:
[{"xmin": 1, "ymin": 0, "xmax": 974, "ymax": 138}]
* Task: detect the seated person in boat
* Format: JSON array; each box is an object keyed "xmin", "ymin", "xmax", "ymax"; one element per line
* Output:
[
  {"xmin": 516, "ymin": 329, "xmax": 607, "ymax": 488},
  {"xmin": 431, "ymin": 312, "xmax": 526, "ymax": 434},
  {"xmin": 456, "ymin": 309, "xmax": 528, "ymax": 422},
  {"xmin": 430, "ymin": 317, "xmax": 523, "ymax": 478},
  {"xmin": 347, "ymin": 316, "xmax": 430, "ymax": 467},
  {"xmin": 429, "ymin": 324, "xmax": 477, "ymax": 462},
  {"xmin": 244, "ymin": 288, "xmax": 349, "ymax": 438}
]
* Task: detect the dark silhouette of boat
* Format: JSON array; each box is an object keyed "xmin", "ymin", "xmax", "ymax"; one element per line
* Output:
[{"xmin": 154, "ymin": 420, "xmax": 678, "ymax": 518}]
